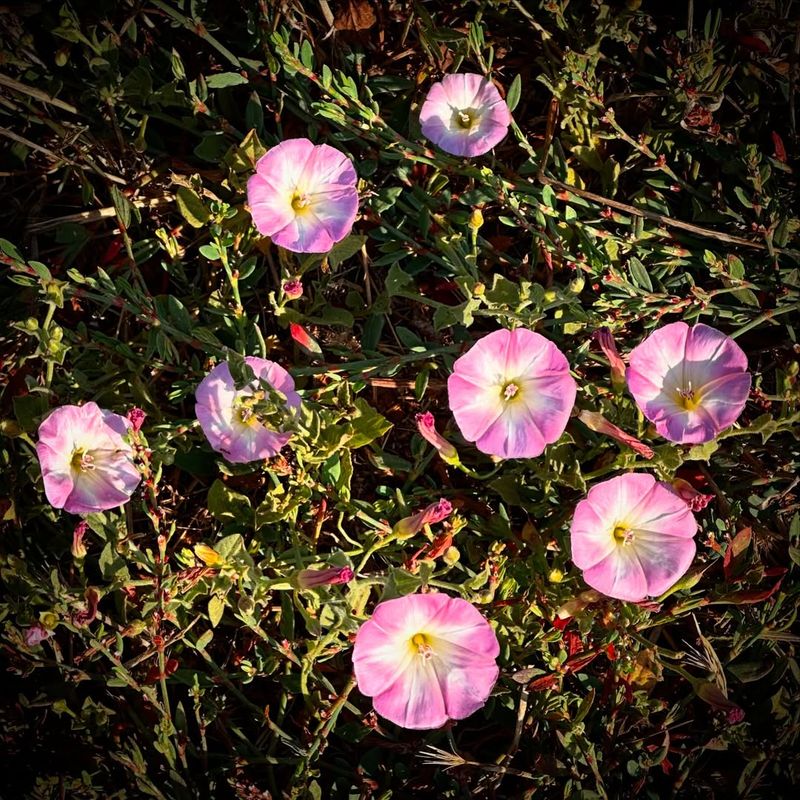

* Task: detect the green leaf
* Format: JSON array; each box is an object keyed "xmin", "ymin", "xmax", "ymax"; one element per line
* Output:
[
  {"xmin": 176, "ymin": 187, "xmax": 210, "ymax": 228},
  {"xmin": 348, "ymin": 398, "xmax": 392, "ymax": 448},
  {"xmin": 207, "ymin": 480, "xmax": 253, "ymax": 526},
  {"xmin": 328, "ymin": 235, "xmax": 366, "ymax": 268},
  {"xmin": 506, "ymin": 74, "xmax": 522, "ymax": 112},
  {"xmin": 205, "ymin": 71, "xmax": 248, "ymax": 89},
  {"xmin": 208, "ymin": 595, "xmax": 225, "ymax": 628}
]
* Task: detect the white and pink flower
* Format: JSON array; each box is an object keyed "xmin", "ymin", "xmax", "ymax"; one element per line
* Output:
[
  {"xmin": 247, "ymin": 138, "xmax": 359, "ymax": 253},
  {"xmin": 36, "ymin": 402, "xmax": 141, "ymax": 515},
  {"xmin": 195, "ymin": 357, "xmax": 301, "ymax": 463},
  {"xmin": 352, "ymin": 593, "xmax": 499, "ymax": 729}
]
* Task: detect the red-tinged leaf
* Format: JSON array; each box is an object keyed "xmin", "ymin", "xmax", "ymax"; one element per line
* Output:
[
  {"xmin": 723, "ymin": 527, "xmax": 751, "ymax": 580},
  {"xmin": 528, "ymin": 673, "xmax": 561, "ymax": 692},
  {"xmin": 564, "ymin": 649, "xmax": 600, "ymax": 673},
  {"xmin": 772, "ymin": 131, "xmax": 787, "ymax": 163},
  {"xmin": 736, "ymin": 34, "xmax": 771, "ymax": 53},
  {"xmin": 290, "ymin": 323, "xmax": 322, "ymax": 356},
  {"xmin": 763, "ymin": 566, "xmax": 788, "ymax": 578},
  {"xmin": 713, "ymin": 578, "xmax": 783, "ymax": 605}
]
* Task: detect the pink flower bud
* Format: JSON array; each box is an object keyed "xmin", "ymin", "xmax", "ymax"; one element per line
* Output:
[
  {"xmin": 72, "ymin": 520, "xmax": 88, "ymax": 559},
  {"xmin": 394, "ymin": 499, "xmax": 453, "ymax": 539},
  {"xmin": 594, "ymin": 327, "xmax": 626, "ymax": 389},
  {"xmin": 283, "ymin": 280, "xmax": 303, "ymax": 300},
  {"xmin": 127, "ymin": 407, "xmax": 146, "ymax": 433},
  {"xmin": 290, "ymin": 322, "xmax": 322, "ymax": 356},
  {"xmin": 296, "ymin": 565, "xmax": 354, "ymax": 589},
  {"xmin": 24, "ymin": 623, "xmax": 51, "ymax": 647},
  {"xmin": 578, "ymin": 410, "xmax": 654, "ymax": 459},
  {"xmin": 415, "ymin": 412, "xmax": 459, "ymax": 464},
  {"xmin": 671, "ymin": 478, "xmax": 714, "ymax": 511}
]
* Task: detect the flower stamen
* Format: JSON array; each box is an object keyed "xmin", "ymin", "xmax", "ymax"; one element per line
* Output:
[
  {"xmin": 291, "ymin": 192, "xmax": 311, "ymax": 213},
  {"xmin": 71, "ymin": 449, "xmax": 95, "ymax": 472},
  {"xmin": 456, "ymin": 110, "xmax": 476, "ymax": 129},
  {"xmin": 613, "ymin": 525, "xmax": 634, "ymax": 546},
  {"xmin": 411, "ymin": 632, "xmax": 434, "ymax": 660},
  {"xmin": 502, "ymin": 382, "xmax": 520, "ymax": 401}
]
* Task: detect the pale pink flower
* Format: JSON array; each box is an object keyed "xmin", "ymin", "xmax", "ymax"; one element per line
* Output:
[
  {"xmin": 247, "ymin": 138, "xmax": 358, "ymax": 253},
  {"xmin": 282, "ymin": 280, "xmax": 303, "ymax": 300},
  {"xmin": 570, "ymin": 473, "xmax": 698, "ymax": 602},
  {"xmin": 24, "ymin": 623, "xmax": 51, "ymax": 647},
  {"xmin": 394, "ymin": 499, "xmax": 452, "ymax": 539},
  {"xmin": 577, "ymin": 410, "xmax": 654, "ymax": 459},
  {"xmin": 36, "ymin": 403, "xmax": 141, "ymax": 515},
  {"xmin": 296, "ymin": 565, "xmax": 354, "ymax": 589},
  {"xmin": 414, "ymin": 412, "xmax": 459, "ymax": 464},
  {"xmin": 627, "ymin": 322, "xmax": 750, "ymax": 444},
  {"xmin": 593, "ymin": 327, "xmax": 626, "ymax": 389},
  {"xmin": 352, "ymin": 593, "xmax": 499, "ymax": 729},
  {"xmin": 447, "ymin": 328, "xmax": 576, "ymax": 459},
  {"xmin": 195, "ymin": 357, "xmax": 301, "ymax": 463},
  {"xmin": 419, "ymin": 74, "xmax": 511, "ymax": 157},
  {"xmin": 671, "ymin": 478, "xmax": 714, "ymax": 512}
]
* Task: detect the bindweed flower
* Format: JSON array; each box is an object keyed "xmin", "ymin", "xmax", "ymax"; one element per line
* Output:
[
  {"xmin": 447, "ymin": 328, "xmax": 576, "ymax": 459},
  {"xmin": 352, "ymin": 593, "xmax": 499, "ymax": 729},
  {"xmin": 195, "ymin": 357, "xmax": 301, "ymax": 464},
  {"xmin": 419, "ymin": 73, "xmax": 511, "ymax": 157},
  {"xmin": 594, "ymin": 327, "xmax": 626, "ymax": 389},
  {"xmin": 578, "ymin": 409, "xmax": 654, "ymax": 459},
  {"xmin": 247, "ymin": 138, "xmax": 359, "ymax": 253},
  {"xmin": 394, "ymin": 499, "xmax": 452, "ymax": 540},
  {"xmin": 627, "ymin": 322, "xmax": 750, "ymax": 444},
  {"xmin": 24, "ymin": 623, "xmax": 51, "ymax": 647},
  {"xmin": 295, "ymin": 565, "xmax": 354, "ymax": 589},
  {"xmin": 570, "ymin": 473, "xmax": 698, "ymax": 602},
  {"xmin": 282, "ymin": 280, "xmax": 303, "ymax": 300},
  {"xmin": 672, "ymin": 478, "xmax": 714, "ymax": 512},
  {"xmin": 415, "ymin": 412, "xmax": 459, "ymax": 464},
  {"xmin": 36, "ymin": 403, "xmax": 141, "ymax": 515}
]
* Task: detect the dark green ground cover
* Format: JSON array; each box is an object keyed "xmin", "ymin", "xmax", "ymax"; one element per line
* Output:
[{"xmin": 1, "ymin": 0, "xmax": 799, "ymax": 797}]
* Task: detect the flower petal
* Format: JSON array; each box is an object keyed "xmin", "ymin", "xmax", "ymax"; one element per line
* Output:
[{"xmin": 583, "ymin": 546, "xmax": 649, "ymax": 602}]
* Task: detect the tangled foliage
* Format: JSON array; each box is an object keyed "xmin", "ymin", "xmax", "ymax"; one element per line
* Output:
[{"xmin": 1, "ymin": 1, "xmax": 799, "ymax": 798}]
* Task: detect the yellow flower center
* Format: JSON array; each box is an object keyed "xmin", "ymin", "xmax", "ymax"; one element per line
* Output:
[
  {"xmin": 675, "ymin": 382, "xmax": 702, "ymax": 411},
  {"xmin": 501, "ymin": 381, "xmax": 522, "ymax": 402},
  {"xmin": 70, "ymin": 448, "xmax": 95, "ymax": 472},
  {"xmin": 456, "ymin": 109, "xmax": 478, "ymax": 130},
  {"xmin": 410, "ymin": 632, "xmax": 434, "ymax": 659},
  {"xmin": 291, "ymin": 192, "xmax": 311, "ymax": 213},
  {"xmin": 613, "ymin": 524, "xmax": 634, "ymax": 546}
]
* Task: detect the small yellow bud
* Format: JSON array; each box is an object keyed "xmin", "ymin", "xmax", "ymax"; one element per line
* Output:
[
  {"xmin": 468, "ymin": 208, "xmax": 484, "ymax": 231},
  {"xmin": 443, "ymin": 546, "xmax": 460, "ymax": 565},
  {"xmin": 548, "ymin": 568, "xmax": 564, "ymax": 583}
]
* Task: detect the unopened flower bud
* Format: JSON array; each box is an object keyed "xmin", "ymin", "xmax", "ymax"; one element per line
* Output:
[
  {"xmin": 394, "ymin": 499, "xmax": 453, "ymax": 540},
  {"xmin": 282, "ymin": 280, "xmax": 303, "ymax": 300},
  {"xmin": 578, "ymin": 409, "xmax": 654, "ymax": 459},
  {"xmin": 415, "ymin": 412, "xmax": 459, "ymax": 465},
  {"xmin": 295, "ymin": 565, "xmax": 354, "ymax": 589},
  {"xmin": 593, "ymin": 327, "xmax": 626, "ymax": 390}
]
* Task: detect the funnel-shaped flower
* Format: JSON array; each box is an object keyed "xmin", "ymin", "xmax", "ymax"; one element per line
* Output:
[
  {"xmin": 352, "ymin": 593, "xmax": 499, "ymax": 729},
  {"xmin": 570, "ymin": 473, "xmax": 698, "ymax": 602},
  {"xmin": 627, "ymin": 322, "xmax": 750, "ymax": 444},
  {"xmin": 394, "ymin": 498, "xmax": 453, "ymax": 540},
  {"xmin": 36, "ymin": 403, "xmax": 140, "ymax": 515},
  {"xmin": 419, "ymin": 74, "xmax": 511, "ymax": 157},
  {"xmin": 195, "ymin": 357, "xmax": 301, "ymax": 463},
  {"xmin": 247, "ymin": 138, "xmax": 359, "ymax": 253},
  {"xmin": 447, "ymin": 328, "xmax": 576, "ymax": 459}
]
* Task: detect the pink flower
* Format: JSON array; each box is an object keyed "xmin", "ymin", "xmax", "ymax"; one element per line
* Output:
[
  {"xmin": 36, "ymin": 403, "xmax": 141, "ymax": 515},
  {"xmin": 627, "ymin": 322, "xmax": 750, "ymax": 444},
  {"xmin": 126, "ymin": 407, "xmax": 146, "ymax": 433},
  {"xmin": 282, "ymin": 280, "xmax": 303, "ymax": 300},
  {"xmin": 352, "ymin": 593, "xmax": 499, "ymax": 729},
  {"xmin": 447, "ymin": 328, "xmax": 577, "ymax": 459},
  {"xmin": 195, "ymin": 357, "xmax": 301, "ymax": 463},
  {"xmin": 24, "ymin": 623, "xmax": 51, "ymax": 647},
  {"xmin": 671, "ymin": 478, "xmax": 714, "ymax": 511},
  {"xmin": 570, "ymin": 473, "xmax": 698, "ymax": 602},
  {"xmin": 247, "ymin": 138, "xmax": 359, "ymax": 253},
  {"xmin": 296, "ymin": 565, "xmax": 354, "ymax": 589},
  {"xmin": 394, "ymin": 499, "xmax": 453, "ymax": 540},
  {"xmin": 415, "ymin": 412, "xmax": 459, "ymax": 464},
  {"xmin": 419, "ymin": 74, "xmax": 511, "ymax": 157},
  {"xmin": 593, "ymin": 327, "xmax": 626, "ymax": 389},
  {"xmin": 577, "ymin": 410, "xmax": 654, "ymax": 459}
]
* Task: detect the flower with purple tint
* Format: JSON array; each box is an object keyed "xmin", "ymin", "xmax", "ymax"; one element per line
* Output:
[
  {"xmin": 447, "ymin": 328, "xmax": 576, "ymax": 459},
  {"xmin": 247, "ymin": 138, "xmax": 359, "ymax": 253},
  {"xmin": 415, "ymin": 412, "xmax": 459, "ymax": 464},
  {"xmin": 296, "ymin": 565, "xmax": 354, "ymax": 589},
  {"xmin": 24, "ymin": 623, "xmax": 52, "ymax": 647},
  {"xmin": 394, "ymin": 499, "xmax": 453, "ymax": 540},
  {"xmin": 282, "ymin": 280, "xmax": 303, "ymax": 300},
  {"xmin": 36, "ymin": 403, "xmax": 141, "ymax": 515},
  {"xmin": 627, "ymin": 322, "xmax": 750, "ymax": 444},
  {"xmin": 419, "ymin": 73, "xmax": 511, "ymax": 157},
  {"xmin": 352, "ymin": 593, "xmax": 499, "ymax": 729},
  {"xmin": 195, "ymin": 357, "xmax": 301, "ymax": 464},
  {"xmin": 570, "ymin": 473, "xmax": 698, "ymax": 602},
  {"xmin": 671, "ymin": 478, "xmax": 714, "ymax": 512}
]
